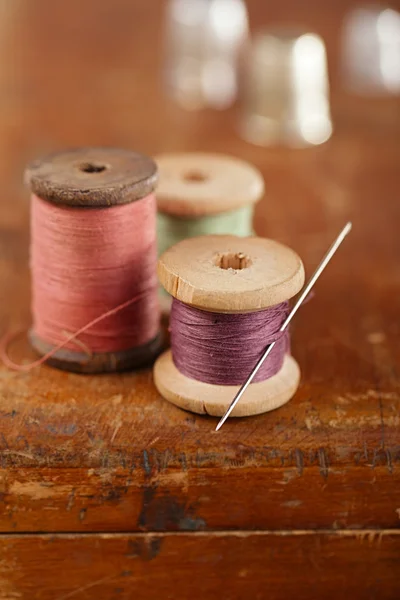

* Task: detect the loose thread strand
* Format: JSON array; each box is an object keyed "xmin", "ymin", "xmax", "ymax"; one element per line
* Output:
[{"xmin": 1, "ymin": 291, "xmax": 153, "ymax": 372}]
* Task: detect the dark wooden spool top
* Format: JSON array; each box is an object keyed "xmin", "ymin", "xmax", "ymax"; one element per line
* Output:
[{"xmin": 25, "ymin": 147, "xmax": 158, "ymax": 207}]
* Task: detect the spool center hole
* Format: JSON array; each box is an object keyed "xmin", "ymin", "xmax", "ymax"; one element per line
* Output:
[
  {"xmin": 79, "ymin": 162, "xmax": 107, "ymax": 174},
  {"xmin": 183, "ymin": 170, "xmax": 208, "ymax": 183},
  {"xmin": 216, "ymin": 252, "xmax": 252, "ymax": 270}
]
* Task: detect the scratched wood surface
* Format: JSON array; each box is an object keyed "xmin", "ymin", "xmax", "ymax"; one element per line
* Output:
[{"xmin": 0, "ymin": 0, "xmax": 399, "ymax": 598}]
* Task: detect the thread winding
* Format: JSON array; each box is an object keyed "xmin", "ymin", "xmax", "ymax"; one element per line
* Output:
[
  {"xmin": 1, "ymin": 193, "xmax": 160, "ymax": 370},
  {"xmin": 31, "ymin": 193, "xmax": 160, "ymax": 353},
  {"xmin": 170, "ymin": 299, "xmax": 290, "ymax": 385},
  {"xmin": 157, "ymin": 205, "xmax": 254, "ymax": 259}
]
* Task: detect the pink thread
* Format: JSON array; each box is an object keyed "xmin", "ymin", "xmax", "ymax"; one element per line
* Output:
[
  {"xmin": 2, "ymin": 194, "xmax": 160, "ymax": 371},
  {"xmin": 170, "ymin": 299, "xmax": 290, "ymax": 385}
]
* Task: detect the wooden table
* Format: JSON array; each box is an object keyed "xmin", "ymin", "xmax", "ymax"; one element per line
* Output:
[{"xmin": 0, "ymin": 0, "xmax": 399, "ymax": 598}]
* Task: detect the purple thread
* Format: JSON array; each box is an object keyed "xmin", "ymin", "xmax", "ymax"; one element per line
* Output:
[{"xmin": 170, "ymin": 299, "xmax": 290, "ymax": 386}]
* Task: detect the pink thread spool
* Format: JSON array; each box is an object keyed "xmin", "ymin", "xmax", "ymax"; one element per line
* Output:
[
  {"xmin": 154, "ymin": 235, "xmax": 305, "ymax": 417},
  {"xmin": 25, "ymin": 148, "xmax": 162, "ymax": 374}
]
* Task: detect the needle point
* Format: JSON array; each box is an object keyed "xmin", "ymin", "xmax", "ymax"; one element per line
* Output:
[{"xmin": 215, "ymin": 419, "xmax": 224, "ymax": 431}]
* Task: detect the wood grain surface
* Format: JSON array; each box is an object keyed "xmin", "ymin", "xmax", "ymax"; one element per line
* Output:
[
  {"xmin": 0, "ymin": 0, "xmax": 399, "ymax": 597},
  {"xmin": 0, "ymin": 532, "xmax": 399, "ymax": 600}
]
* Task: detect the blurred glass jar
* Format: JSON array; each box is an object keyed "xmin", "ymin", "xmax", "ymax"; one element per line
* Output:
[
  {"xmin": 341, "ymin": 6, "xmax": 400, "ymax": 95},
  {"xmin": 164, "ymin": 0, "xmax": 248, "ymax": 110},
  {"xmin": 239, "ymin": 29, "xmax": 333, "ymax": 147}
]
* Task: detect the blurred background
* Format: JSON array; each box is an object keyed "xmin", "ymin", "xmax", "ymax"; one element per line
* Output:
[
  {"xmin": 0, "ymin": 0, "xmax": 400, "ymax": 321},
  {"xmin": 0, "ymin": 0, "xmax": 399, "ymax": 183}
]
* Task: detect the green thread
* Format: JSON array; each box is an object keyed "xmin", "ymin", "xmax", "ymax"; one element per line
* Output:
[
  {"xmin": 157, "ymin": 205, "xmax": 254, "ymax": 258},
  {"xmin": 157, "ymin": 205, "xmax": 255, "ymax": 300}
]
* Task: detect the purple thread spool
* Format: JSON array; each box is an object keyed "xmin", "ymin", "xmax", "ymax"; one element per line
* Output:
[{"xmin": 154, "ymin": 235, "xmax": 305, "ymax": 418}]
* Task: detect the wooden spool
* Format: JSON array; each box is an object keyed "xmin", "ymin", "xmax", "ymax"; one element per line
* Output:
[
  {"xmin": 155, "ymin": 152, "xmax": 265, "ymax": 314},
  {"xmin": 155, "ymin": 152, "xmax": 265, "ymax": 217},
  {"xmin": 154, "ymin": 235, "xmax": 305, "ymax": 417},
  {"xmin": 25, "ymin": 147, "xmax": 162, "ymax": 374}
]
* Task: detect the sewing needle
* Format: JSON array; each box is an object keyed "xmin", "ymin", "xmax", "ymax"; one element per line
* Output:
[{"xmin": 215, "ymin": 222, "xmax": 352, "ymax": 432}]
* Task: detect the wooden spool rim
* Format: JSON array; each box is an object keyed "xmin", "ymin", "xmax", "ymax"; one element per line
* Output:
[
  {"xmin": 154, "ymin": 350, "xmax": 300, "ymax": 417},
  {"xmin": 155, "ymin": 152, "xmax": 265, "ymax": 217},
  {"xmin": 25, "ymin": 147, "xmax": 158, "ymax": 207},
  {"xmin": 158, "ymin": 235, "xmax": 305, "ymax": 312},
  {"xmin": 29, "ymin": 330, "xmax": 164, "ymax": 374}
]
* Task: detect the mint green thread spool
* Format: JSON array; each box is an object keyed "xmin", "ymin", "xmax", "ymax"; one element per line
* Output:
[
  {"xmin": 155, "ymin": 153, "xmax": 264, "ymax": 311},
  {"xmin": 157, "ymin": 204, "xmax": 254, "ymax": 257}
]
